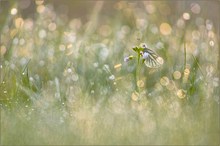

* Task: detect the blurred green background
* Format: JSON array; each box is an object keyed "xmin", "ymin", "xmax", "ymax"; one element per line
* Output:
[{"xmin": 0, "ymin": 0, "xmax": 219, "ymax": 145}]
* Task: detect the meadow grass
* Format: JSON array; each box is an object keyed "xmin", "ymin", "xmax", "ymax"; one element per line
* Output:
[{"xmin": 0, "ymin": 1, "xmax": 219, "ymax": 145}]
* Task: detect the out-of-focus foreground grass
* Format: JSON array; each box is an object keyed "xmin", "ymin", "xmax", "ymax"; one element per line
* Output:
[{"xmin": 0, "ymin": 1, "xmax": 219, "ymax": 145}]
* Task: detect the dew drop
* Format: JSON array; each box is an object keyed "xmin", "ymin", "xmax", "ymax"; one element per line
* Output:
[
  {"xmin": 160, "ymin": 76, "xmax": 169, "ymax": 86},
  {"xmin": 183, "ymin": 12, "xmax": 190, "ymax": 20},
  {"xmin": 11, "ymin": 8, "xmax": 17, "ymax": 15},
  {"xmin": 67, "ymin": 68, "xmax": 72, "ymax": 73},
  {"xmin": 160, "ymin": 23, "xmax": 172, "ymax": 35},
  {"xmin": 137, "ymin": 80, "xmax": 144, "ymax": 88},
  {"xmin": 209, "ymin": 40, "xmax": 214, "ymax": 47},
  {"xmin": 173, "ymin": 71, "xmax": 181, "ymax": 80},
  {"xmin": 184, "ymin": 68, "xmax": 190, "ymax": 75},
  {"xmin": 15, "ymin": 18, "xmax": 24, "ymax": 28},
  {"xmin": 35, "ymin": 0, "xmax": 44, "ymax": 5},
  {"xmin": 131, "ymin": 91, "xmax": 139, "ymax": 101},
  {"xmin": 37, "ymin": 5, "xmax": 45, "ymax": 13},
  {"xmin": 109, "ymin": 75, "xmax": 115, "ymax": 80},
  {"xmin": 177, "ymin": 89, "xmax": 186, "ymax": 99},
  {"xmin": 114, "ymin": 63, "xmax": 122, "ymax": 69}
]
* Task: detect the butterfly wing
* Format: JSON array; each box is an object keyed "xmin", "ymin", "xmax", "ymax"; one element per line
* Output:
[{"xmin": 143, "ymin": 48, "xmax": 163, "ymax": 68}]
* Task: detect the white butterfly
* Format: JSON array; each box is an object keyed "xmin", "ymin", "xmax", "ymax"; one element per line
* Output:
[{"xmin": 137, "ymin": 43, "xmax": 164, "ymax": 68}]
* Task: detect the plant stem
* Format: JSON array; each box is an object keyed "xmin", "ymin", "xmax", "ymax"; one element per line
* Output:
[
  {"xmin": 184, "ymin": 42, "xmax": 186, "ymax": 69},
  {"xmin": 136, "ymin": 54, "xmax": 141, "ymax": 96}
]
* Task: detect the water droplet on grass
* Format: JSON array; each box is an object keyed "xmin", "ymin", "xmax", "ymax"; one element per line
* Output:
[
  {"xmin": 160, "ymin": 76, "xmax": 169, "ymax": 86},
  {"xmin": 109, "ymin": 75, "xmax": 115, "ymax": 80},
  {"xmin": 183, "ymin": 12, "xmax": 190, "ymax": 20},
  {"xmin": 173, "ymin": 71, "xmax": 181, "ymax": 80},
  {"xmin": 11, "ymin": 8, "xmax": 17, "ymax": 15},
  {"xmin": 114, "ymin": 63, "xmax": 122, "ymax": 69},
  {"xmin": 177, "ymin": 89, "xmax": 186, "ymax": 99},
  {"xmin": 137, "ymin": 80, "xmax": 144, "ymax": 88},
  {"xmin": 67, "ymin": 68, "xmax": 72, "ymax": 73},
  {"xmin": 209, "ymin": 40, "xmax": 214, "ymax": 46},
  {"xmin": 160, "ymin": 23, "xmax": 172, "ymax": 35},
  {"xmin": 131, "ymin": 91, "xmax": 139, "ymax": 101},
  {"xmin": 184, "ymin": 68, "xmax": 190, "ymax": 75},
  {"xmin": 37, "ymin": 5, "xmax": 45, "ymax": 13}
]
